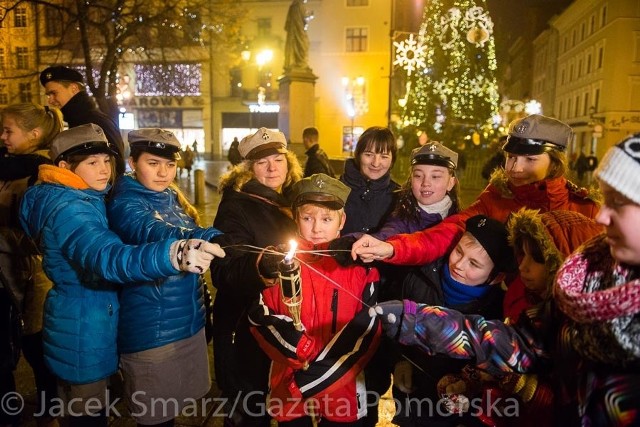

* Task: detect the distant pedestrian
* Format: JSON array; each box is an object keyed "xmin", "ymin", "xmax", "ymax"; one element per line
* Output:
[
  {"xmin": 227, "ymin": 137, "xmax": 242, "ymax": 166},
  {"xmin": 40, "ymin": 65, "xmax": 128, "ymax": 177},
  {"xmin": 302, "ymin": 126, "xmax": 335, "ymax": 177},
  {"xmin": 190, "ymin": 140, "xmax": 197, "ymax": 159}
]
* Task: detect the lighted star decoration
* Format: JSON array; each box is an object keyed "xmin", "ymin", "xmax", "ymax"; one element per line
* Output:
[{"xmin": 393, "ymin": 33, "xmax": 426, "ymax": 76}]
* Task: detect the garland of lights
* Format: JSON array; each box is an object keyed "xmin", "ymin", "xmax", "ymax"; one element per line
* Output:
[
  {"xmin": 397, "ymin": 0, "xmax": 499, "ymax": 139},
  {"xmin": 438, "ymin": 6, "xmax": 494, "ymax": 49}
]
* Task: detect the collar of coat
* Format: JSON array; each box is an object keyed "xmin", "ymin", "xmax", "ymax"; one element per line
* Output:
[
  {"xmin": 488, "ymin": 168, "xmax": 601, "ymax": 203},
  {"xmin": 37, "ymin": 164, "xmax": 91, "ymax": 190}
]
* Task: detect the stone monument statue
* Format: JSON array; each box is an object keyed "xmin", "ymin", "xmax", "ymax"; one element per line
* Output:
[
  {"xmin": 279, "ymin": 0, "xmax": 316, "ymax": 144},
  {"xmin": 284, "ymin": 0, "xmax": 310, "ymax": 71}
]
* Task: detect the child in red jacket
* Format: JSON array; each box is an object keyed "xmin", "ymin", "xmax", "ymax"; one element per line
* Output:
[{"xmin": 249, "ymin": 173, "xmax": 381, "ymax": 426}]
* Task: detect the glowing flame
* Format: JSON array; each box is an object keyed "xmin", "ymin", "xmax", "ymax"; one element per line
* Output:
[{"xmin": 284, "ymin": 240, "xmax": 298, "ymax": 262}]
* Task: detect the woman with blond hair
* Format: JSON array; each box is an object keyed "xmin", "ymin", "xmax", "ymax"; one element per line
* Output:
[{"xmin": 0, "ymin": 103, "xmax": 63, "ymax": 427}]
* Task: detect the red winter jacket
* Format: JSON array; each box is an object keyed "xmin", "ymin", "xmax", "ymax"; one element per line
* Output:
[
  {"xmin": 387, "ymin": 172, "xmax": 600, "ymax": 266},
  {"xmin": 250, "ymin": 239, "xmax": 381, "ymax": 423}
]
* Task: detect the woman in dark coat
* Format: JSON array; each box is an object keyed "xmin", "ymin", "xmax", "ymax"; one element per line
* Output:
[
  {"xmin": 340, "ymin": 126, "xmax": 400, "ymax": 235},
  {"xmin": 210, "ymin": 127, "xmax": 302, "ymax": 427}
]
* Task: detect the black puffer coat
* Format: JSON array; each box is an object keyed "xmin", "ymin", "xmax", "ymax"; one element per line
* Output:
[
  {"xmin": 210, "ymin": 179, "xmax": 297, "ymax": 421},
  {"xmin": 340, "ymin": 158, "xmax": 400, "ymax": 235}
]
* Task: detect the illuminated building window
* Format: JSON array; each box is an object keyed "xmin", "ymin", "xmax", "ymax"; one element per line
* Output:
[
  {"xmin": 19, "ymin": 82, "xmax": 31, "ymax": 103},
  {"xmin": 14, "ymin": 7, "xmax": 27, "ymax": 28},
  {"xmin": 16, "ymin": 47, "xmax": 28, "ymax": 69},
  {"xmin": 346, "ymin": 27, "xmax": 368, "ymax": 52},
  {"xmin": 135, "ymin": 63, "xmax": 202, "ymax": 96}
]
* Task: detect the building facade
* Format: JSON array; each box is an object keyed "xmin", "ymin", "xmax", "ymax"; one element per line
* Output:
[{"xmin": 533, "ymin": 0, "xmax": 640, "ymax": 158}]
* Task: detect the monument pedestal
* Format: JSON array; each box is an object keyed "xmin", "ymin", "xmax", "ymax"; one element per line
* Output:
[{"xmin": 278, "ymin": 68, "xmax": 318, "ymax": 144}]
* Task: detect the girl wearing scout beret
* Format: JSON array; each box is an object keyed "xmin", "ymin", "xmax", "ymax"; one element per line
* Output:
[
  {"xmin": 19, "ymin": 124, "xmax": 223, "ymax": 427},
  {"xmin": 106, "ymin": 128, "xmax": 224, "ymax": 426}
]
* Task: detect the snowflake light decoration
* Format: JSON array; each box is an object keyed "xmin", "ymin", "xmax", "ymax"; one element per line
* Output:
[{"xmin": 393, "ymin": 34, "xmax": 426, "ymax": 76}]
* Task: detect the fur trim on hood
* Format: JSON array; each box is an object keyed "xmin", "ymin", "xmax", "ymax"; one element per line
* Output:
[{"xmin": 508, "ymin": 208, "xmax": 604, "ymax": 298}]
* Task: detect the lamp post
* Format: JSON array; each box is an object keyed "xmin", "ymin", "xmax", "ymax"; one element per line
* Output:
[{"xmin": 342, "ymin": 76, "xmax": 367, "ymax": 153}]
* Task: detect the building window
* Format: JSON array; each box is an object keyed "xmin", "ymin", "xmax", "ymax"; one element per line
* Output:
[
  {"xmin": 567, "ymin": 99, "xmax": 572, "ymax": 119},
  {"xmin": 0, "ymin": 48, "xmax": 4, "ymax": 70},
  {"xmin": 347, "ymin": 0, "xmax": 369, "ymax": 5},
  {"xmin": 135, "ymin": 63, "xmax": 202, "ymax": 96},
  {"xmin": 590, "ymin": 15, "xmax": 595, "ymax": 34},
  {"xmin": 19, "ymin": 83, "xmax": 31, "ymax": 103},
  {"xmin": 0, "ymin": 84, "xmax": 7, "ymax": 105},
  {"xmin": 14, "ymin": 7, "xmax": 27, "ymax": 27},
  {"xmin": 594, "ymin": 88, "xmax": 600, "ymax": 111},
  {"xmin": 575, "ymin": 95, "xmax": 580, "ymax": 117},
  {"xmin": 597, "ymin": 46, "xmax": 604, "ymax": 69},
  {"xmin": 16, "ymin": 47, "xmax": 28, "ymax": 69},
  {"xmin": 601, "ymin": 5, "xmax": 607, "ymax": 27},
  {"xmin": 583, "ymin": 92, "xmax": 589, "ymax": 116},
  {"xmin": 45, "ymin": 7, "xmax": 62, "ymax": 37},
  {"xmin": 257, "ymin": 18, "xmax": 271, "ymax": 37},
  {"xmin": 346, "ymin": 27, "xmax": 367, "ymax": 52},
  {"xmin": 558, "ymin": 101, "xmax": 563, "ymax": 120},
  {"xmin": 586, "ymin": 54, "xmax": 592, "ymax": 74}
]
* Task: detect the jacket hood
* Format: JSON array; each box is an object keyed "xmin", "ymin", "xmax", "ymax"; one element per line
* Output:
[{"xmin": 508, "ymin": 208, "xmax": 604, "ymax": 296}]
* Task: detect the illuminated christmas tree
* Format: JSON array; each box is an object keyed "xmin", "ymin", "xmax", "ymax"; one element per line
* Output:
[{"xmin": 396, "ymin": 0, "xmax": 499, "ymax": 143}]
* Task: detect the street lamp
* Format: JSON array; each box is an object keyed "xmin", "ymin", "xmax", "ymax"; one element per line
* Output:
[{"xmin": 342, "ymin": 76, "xmax": 368, "ymax": 152}]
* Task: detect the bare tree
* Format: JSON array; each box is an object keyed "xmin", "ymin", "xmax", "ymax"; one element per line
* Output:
[{"xmin": 1, "ymin": 0, "xmax": 245, "ymax": 118}]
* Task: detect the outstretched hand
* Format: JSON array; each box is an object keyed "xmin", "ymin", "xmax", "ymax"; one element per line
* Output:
[
  {"xmin": 368, "ymin": 300, "xmax": 405, "ymax": 340},
  {"xmin": 171, "ymin": 239, "xmax": 225, "ymax": 274},
  {"xmin": 351, "ymin": 234, "xmax": 394, "ymax": 263}
]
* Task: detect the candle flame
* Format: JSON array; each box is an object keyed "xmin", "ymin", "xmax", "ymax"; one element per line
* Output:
[{"xmin": 284, "ymin": 240, "xmax": 297, "ymax": 262}]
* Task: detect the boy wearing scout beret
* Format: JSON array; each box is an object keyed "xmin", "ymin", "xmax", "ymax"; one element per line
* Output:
[
  {"xmin": 249, "ymin": 173, "xmax": 382, "ymax": 424},
  {"xmin": 40, "ymin": 65, "xmax": 127, "ymax": 176}
]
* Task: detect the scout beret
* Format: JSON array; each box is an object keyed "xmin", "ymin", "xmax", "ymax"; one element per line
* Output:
[
  {"xmin": 411, "ymin": 141, "xmax": 458, "ymax": 170},
  {"xmin": 503, "ymin": 114, "xmax": 572, "ymax": 155},
  {"xmin": 239, "ymin": 127, "xmax": 287, "ymax": 160},
  {"xmin": 128, "ymin": 128, "xmax": 181, "ymax": 160},
  {"xmin": 40, "ymin": 66, "xmax": 84, "ymax": 87},
  {"xmin": 291, "ymin": 173, "xmax": 351, "ymax": 210},
  {"xmin": 51, "ymin": 123, "xmax": 118, "ymax": 164}
]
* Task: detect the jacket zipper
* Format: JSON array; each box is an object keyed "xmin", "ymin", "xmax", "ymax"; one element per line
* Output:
[{"xmin": 331, "ymin": 290, "xmax": 338, "ymax": 333}]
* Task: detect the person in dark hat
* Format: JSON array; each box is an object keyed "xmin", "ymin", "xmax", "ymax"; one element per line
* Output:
[
  {"xmin": 351, "ymin": 113, "xmax": 600, "ymax": 321},
  {"xmin": 302, "ymin": 126, "xmax": 335, "ymax": 177},
  {"xmin": 18, "ymin": 123, "xmax": 224, "ymax": 427},
  {"xmin": 40, "ymin": 65, "xmax": 127, "ymax": 177},
  {"xmin": 106, "ymin": 128, "xmax": 224, "ymax": 426},
  {"xmin": 209, "ymin": 126, "xmax": 303, "ymax": 427},
  {"xmin": 248, "ymin": 173, "xmax": 382, "ymax": 425},
  {"xmin": 390, "ymin": 214, "xmax": 516, "ymax": 427}
]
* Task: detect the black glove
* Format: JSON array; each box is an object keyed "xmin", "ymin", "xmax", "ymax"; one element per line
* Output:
[
  {"xmin": 369, "ymin": 300, "xmax": 405, "ymax": 340},
  {"xmin": 328, "ymin": 236, "xmax": 358, "ymax": 266},
  {"xmin": 258, "ymin": 245, "xmax": 286, "ymax": 279}
]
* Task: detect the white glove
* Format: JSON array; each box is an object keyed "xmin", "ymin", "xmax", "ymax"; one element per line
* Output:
[
  {"xmin": 393, "ymin": 361, "xmax": 415, "ymax": 394},
  {"xmin": 170, "ymin": 239, "xmax": 226, "ymax": 274}
]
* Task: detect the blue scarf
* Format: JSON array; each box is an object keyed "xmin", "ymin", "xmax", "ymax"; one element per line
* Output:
[{"xmin": 441, "ymin": 263, "xmax": 492, "ymax": 307}]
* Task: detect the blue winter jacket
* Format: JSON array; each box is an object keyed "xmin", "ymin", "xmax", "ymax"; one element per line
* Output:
[
  {"xmin": 19, "ymin": 166, "xmax": 179, "ymax": 384},
  {"xmin": 107, "ymin": 175, "xmax": 222, "ymax": 354}
]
